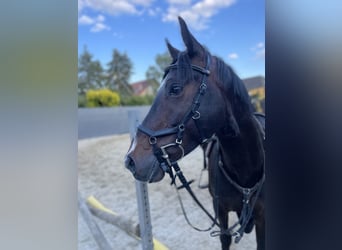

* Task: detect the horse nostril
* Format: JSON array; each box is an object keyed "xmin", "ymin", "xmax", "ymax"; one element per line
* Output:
[{"xmin": 125, "ymin": 155, "xmax": 136, "ymax": 174}]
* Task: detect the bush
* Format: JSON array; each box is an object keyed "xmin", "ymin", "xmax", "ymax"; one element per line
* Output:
[
  {"xmin": 121, "ymin": 95, "xmax": 154, "ymax": 106},
  {"xmin": 85, "ymin": 89, "xmax": 120, "ymax": 107},
  {"xmin": 249, "ymin": 88, "xmax": 265, "ymax": 113}
]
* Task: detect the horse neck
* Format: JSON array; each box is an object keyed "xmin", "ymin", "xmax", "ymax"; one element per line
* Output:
[{"xmin": 218, "ymin": 115, "xmax": 264, "ymax": 188}]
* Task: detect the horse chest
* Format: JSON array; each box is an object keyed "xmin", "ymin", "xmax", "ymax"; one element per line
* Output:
[{"xmin": 209, "ymin": 181, "xmax": 244, "ymax": 211}]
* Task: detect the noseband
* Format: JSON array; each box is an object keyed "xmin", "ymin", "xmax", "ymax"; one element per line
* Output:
[{"xmin": 137, "ymin": 54, "xmax": 211, "ymax": 176}]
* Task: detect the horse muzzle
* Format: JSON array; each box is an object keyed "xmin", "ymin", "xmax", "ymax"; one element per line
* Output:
[
  {"xmin": 125, "ymin": 155, "xmax": 137, "ymax": 176},
  {"xmin": 124, "ymin": 154, "xmax": 165, "ymax": 183}
]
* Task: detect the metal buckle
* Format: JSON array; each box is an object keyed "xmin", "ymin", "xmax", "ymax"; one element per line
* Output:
[
  {"xmin": 243, "ymin": 188, "xmax": 251, "ymax": 195},
  {"xmin": 192, "ymin": 111, "xmax": 201, "ymax": 120},
  {"xmin": 149, "ymin": 136, "xmax": 157, "ymax": 145},
  {"xmin": 200, "ymin": 83, "xmax": 207, "ymax": 91},
  {"xmin": 176, "ymin": 138, "xmax": 183, "ymax": 144},
  {"xmin": 160, "ymin": 143, "xmax": 185, "ymax": 166}
]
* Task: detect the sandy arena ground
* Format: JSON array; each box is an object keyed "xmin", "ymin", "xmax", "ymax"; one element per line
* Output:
[{"xmin": 78, "ymin": 134, "xmax": 256, "ymax": 250}]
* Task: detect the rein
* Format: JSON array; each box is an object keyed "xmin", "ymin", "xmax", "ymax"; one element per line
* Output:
[
  {"xmin": 209, "ymin": 135, "xmax": 265, "ymax": 243},
  {"xmin": 137, "ymin": 54, "xmax": 265, "ymax": 243}
]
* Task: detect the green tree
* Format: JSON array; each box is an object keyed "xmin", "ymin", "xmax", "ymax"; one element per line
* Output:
[
  {"xmin": 91, "ymin": 60, "xmax": 105, "ymax": 89},
  {"xmin": 78, "ymin": 46, "xmax": 104, "ymax": 94},
  {"xmin": 145, "ymin": 51, "xmax": 172, "ymax": 93},
  {"xmin": 106, "ymin": 49, "xmax": 133, "ymax": 97}
]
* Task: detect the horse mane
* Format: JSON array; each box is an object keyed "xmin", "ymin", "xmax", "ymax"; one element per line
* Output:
[{"xmin": 214, "ymin": 56, "xmax": 254, "ymax": 116}]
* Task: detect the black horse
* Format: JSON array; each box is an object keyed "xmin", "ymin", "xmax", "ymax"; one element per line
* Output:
[{"xmin": 125, "ymin": 17, "xmax": 265, "ymax": 250}]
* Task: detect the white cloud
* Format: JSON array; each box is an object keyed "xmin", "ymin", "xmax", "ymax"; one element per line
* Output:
[
  {"xmin": 251, "ymin": 42, "xmax": 265, "ymax": 59},
  {"xmin": 79, "ymin": 0, "xmax": 236, "ymax": 31},
  {"xmin": 97, "ymin": 15, "xmax": 105, "ymax": 22},
  {"xmin": 132, "ymin": 0, "xmax": 155, "ymax": 6},
  {"xmin": 78, "ymin": 0, "xmax": 85, "ymax": 12},
  {"xmin": 78, "ymin": 15, "xmax": 94, "ymax": 25},
  {"xmin": 79, "ymin": 0, "xmax": 154, "ymax": 16},
  {"xmin": 162, "ymin": 0, "xmax": 236, "ymax": 30},
  {"xmin": 256, "ymin": 42, "xmax": 265, "ymax": 59},
  {"xmin": 255, "ymin": 48, "xmax": 265, "ymax": 59},
  {"xmin": 91, "ymin": 22, "xmax": 111, "ymax": 33},
  {"xmin": 228, "ymin": 53, "xmax": 239, "ymax": 59},
  {"xmin": 256, "ymin": 42, "xmax": 264, "ymax": 49},
  {"xmin": 78, "ymin": 14, "xmax": 111, "ymax": 33},
  {"xmin": 166, "ymin": 0, "xmax": 192, "ymax": 5},
  {"xmin": 79, "ymin": 0, "xmax": 152, "ymax": 32},
  {"xmin": 147, "ymin": 7, "xmax": 162, "ymax": 17}
]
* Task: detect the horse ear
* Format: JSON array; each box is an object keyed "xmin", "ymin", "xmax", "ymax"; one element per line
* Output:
[
  {"xmin": 165, "ymin": 38, "xmax": 179, "ymax": 61},
  {"xmin": 178, "ymin": 16, "xmax": 204, "ymax": 57}
]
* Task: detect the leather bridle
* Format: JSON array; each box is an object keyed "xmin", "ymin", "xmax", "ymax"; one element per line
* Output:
[
  {"xmin": 136, "ymin": 53, "xmax": 265, "ymax": 243},
  {"xmin": 137, "ymin": 53, "xmax": 211, "ymax": 177},
  {"xmin": 137, "ymin": 53, "xmax": 223, "ymax": 232}
]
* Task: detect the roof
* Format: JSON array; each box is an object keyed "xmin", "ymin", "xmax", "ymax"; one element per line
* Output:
[
  {"xmin": 131, "ymin": 80, "xmax": 152, "ymax": 96},
  {"xmin": 242, "ymin": 76, "xmax": 265, "ymax": 90}
]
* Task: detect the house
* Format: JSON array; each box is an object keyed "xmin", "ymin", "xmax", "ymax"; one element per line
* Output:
[
  {"xmin": 131, "ymin": 80, "xmax": 154, "ymax": 96},
  {"xmin": 242, "ymin": 75, "xmax": 265, "ymax": 96}
]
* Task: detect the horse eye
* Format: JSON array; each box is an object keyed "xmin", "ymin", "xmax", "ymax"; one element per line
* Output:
[{"xmin": 169, "ymin": 85, "xmax": 183, "ymax": 96}]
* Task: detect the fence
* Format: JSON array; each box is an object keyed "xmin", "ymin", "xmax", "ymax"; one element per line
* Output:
[{"xmin": 78, "ymin": 106, "xmax": 151, "ymax": 139}]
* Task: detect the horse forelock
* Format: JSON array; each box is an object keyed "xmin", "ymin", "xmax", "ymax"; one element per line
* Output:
[{"xmin": 175, "ymin": 51, "xmax": 194, "ymax": 85}]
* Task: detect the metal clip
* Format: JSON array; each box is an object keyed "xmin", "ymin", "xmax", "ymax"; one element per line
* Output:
[{"xmin": 233, "ymin": 231, "xmax": 242, "ymax": 243}]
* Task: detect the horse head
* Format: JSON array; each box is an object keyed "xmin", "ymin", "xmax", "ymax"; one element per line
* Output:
[{"xmin": 125, "ymin": 17, "xmax": 240, "ymax": 183}]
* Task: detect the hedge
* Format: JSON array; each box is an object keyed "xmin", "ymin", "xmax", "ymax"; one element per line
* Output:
[{"xmin": 86, "ymin": 89, "xmax": 120, "ymax": 107}]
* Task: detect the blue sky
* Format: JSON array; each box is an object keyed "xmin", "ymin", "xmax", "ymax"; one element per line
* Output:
[{"xmin": 78, "ymin": 0, "xmax": 264, "ymax": 83}]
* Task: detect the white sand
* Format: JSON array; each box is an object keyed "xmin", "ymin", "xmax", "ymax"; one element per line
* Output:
[{"xmin": 78, "ymin": 134, "xmax": 256, "ymax": 250}]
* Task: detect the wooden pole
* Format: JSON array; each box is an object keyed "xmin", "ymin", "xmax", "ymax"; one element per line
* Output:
[
  {"xmin": 86, "ymin": 195, "xmax": 169, "ymax": 250},
  {"xmin": 86, "ymin": 196, "xmax": 140, "ymax": 239},
  {"xmin": 78, "ymin": 192, "xmax": 112, "ymax": 250}
]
